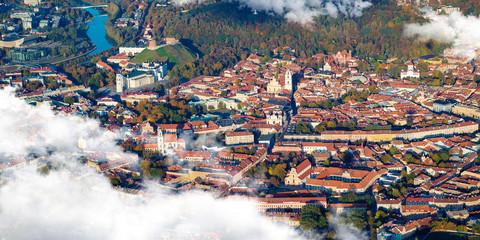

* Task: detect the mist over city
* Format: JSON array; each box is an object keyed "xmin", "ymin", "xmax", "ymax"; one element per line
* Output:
[{"xmin": 1, "ymin": 0, "xmax": 480, "ymax": 239}]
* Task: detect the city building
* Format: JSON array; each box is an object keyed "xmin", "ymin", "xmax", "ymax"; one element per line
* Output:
[
  {"xmin": 0, "ymin": 37, "xmax": 24, "ymax": 48},
  {"xmin": 267, "ymin": 77, "xmax": 283, "ymax": 94},
  {"xmin": 22, "ymin": 17, "xmax": 33, "ymax": 30},
  {"xmin": 138, "ymin": 62, "xmax": 167, "ymax": 78},
  {"xmin": 24, "ymin": 0, "xmax": 41, "ymax": 5},
  {"xmin": 96, "ymin": 61, "xmax": 114, "ymax": 72},
  {"xmin": 285, "ymin": 68, "xmax": 293, "ymax": 91},
  {"xmin": 266, "ymin": 69, "xmax": 293, "ymax": 94},
  {"xmin": 225, "ymin": 131, "xmax": 254, "ymax": 145},
  {"xmin": 266, "ymin": 107, "xmax": 285, "ymax": 126},
  {"xmin": 116, "ymin": 67, "xmax": 161, "ymax": 92},
  {"xmin": 157, "ymin": 132, "xmax": 186, "ymax": 155},
  {"xmin": 177, "ymin": 151, "xmax": 212, "ymax": 164},
  {"xmin": 452, "ymin": 104, "xmax": 480, "ymax": 119},
  {"xmin": 306, "ymin": 167, "xmax": 388, "ymax": 193},
  {"xmin": 437, "ymin": 5, "xmax": 460, "ymax": 14},
  {"xmin": 8, "ymin": 48, "xmax": 47, "ymax": 61},
  {"xmin": 120, "ymin": 92, "xmax": 159, "ymax": 104},
  {"xmin": 107, "ymin": 53, "xmax": 130, "ymax": 64},
  {"xmin": 285, "ymin": 159, "xmax": 312, "ymax": 185},
  {"xmin": 400, "ymin": 62, "xmax": 420, "ymax": 79},
  {"xmin": 316, "ymin": 121, "xmax": 479, "ymax": 142},
  {"xmin": 432, "ymin": 99, "xmax": 456, "ymax": 113},
  {"xmin": 284, "ymin": 168, "xmax": 302, "ymax": 185},
  {"xmin": 39, "ymin": 20, "xmax": 49, "ymax": 28},
  {"xmin": 189, "ymin": 98, "xmax": 240, "ymax": 111},
  {"xmin": 119, "ymin": 46, "xmax": 146, "ymax": 56},
  {"xmin": 256, "ymin": 196, "xmax": 327, "ymax": 213}
]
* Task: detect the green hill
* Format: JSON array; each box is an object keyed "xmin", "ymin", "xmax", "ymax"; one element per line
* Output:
[{"xmin": 130, "ymin": 44, "xmax": 197, "ymax": 66}]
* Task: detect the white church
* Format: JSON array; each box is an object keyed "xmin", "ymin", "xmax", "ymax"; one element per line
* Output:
[
  {"xmin": 400, "ymin": 62, "xmax": 420, "ymax": 79},
  {"xmin": 267, "ymin": 69, "xmax": 293, "ymax": 94}
]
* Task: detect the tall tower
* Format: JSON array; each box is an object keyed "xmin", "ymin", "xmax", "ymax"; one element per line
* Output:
[
  {"xmin": 285, "ymin": 69, "xmax": 292, "ymax": 91},
  {"xmin": 116, "ymin": 74, "xmax": 126, "ymax": 93},
  {"xmin": 157, "ymin": 130, "xmax": 164, "ymax": 155}
]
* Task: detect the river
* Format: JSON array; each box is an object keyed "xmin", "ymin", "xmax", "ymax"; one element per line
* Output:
[{"xmin": 86, "ymin": 8, "xmax": 113, "ymax": 56}]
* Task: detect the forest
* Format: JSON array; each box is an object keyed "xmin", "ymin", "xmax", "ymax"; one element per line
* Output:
[{"xmin": 138, "ymin": 0, "xmax": 449, "ymax": 80}]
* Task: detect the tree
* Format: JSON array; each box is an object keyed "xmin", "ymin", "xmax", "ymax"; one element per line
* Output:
[
  {"xmin": 171, "ymin": 87, "xmax": 178, "ymax": 95},
  {"xmin": 109, "ymin": 175, "xmax": 121, "ymax": 186},
  {"xmin": 39, "ymin": 165, "xmax": 50, "ymax": 175},
  {"xmin": 326, "ymin": 120, "xmax": 337, "ymax": 129},
  {"xmin": 420, "ymin": 120, "xmax": 426, "ymax": 127},
  {"xmin": 439, "ymin": 150, "xmax": 450, "ymax": 161},
  {"xmin": 404, "ymin": 154, "xmax": 417, "ymax": 164},
  {"xmin": 300, "ymin": 205, "xmax": 328, "ymax": 232},
  {"xmin": 472, "ymin": 223, "xmax": 480, "ymax": 233},
  {"xmin": 340, "ymin": 209, "xmax": 368, "ymax": 231},
  {"xmin": 380, "ymin": 154, "xmax": 392, "ymax": 164},
  {"xmin": 392, "ymin": 189, "xmax": 401, "ymax": 198},
  {"xmin": 375, "ymin": 210, "xmax": 387, "ymax": 221},
  {"xmin": 324, "ymin": 159, "xmax": 330, "ymax": 167},
  {"xmin": 341, "ymin": 151, "xmax": 353, "ymax": 166},
  {"xmin": 314, "ymin": 124, "xmax": 326, "ymax": 133},
  {"xmin": 457, "ymin": 225, "xmax": 468, "ymax": 232},
  {"xmin": 63, "ymin": 96, "xmax": 75, "ymax": 105},
  {"xmin": 25, "ymin": 81, "xmax": 42, "ymax": 92},
  {"xmin": 389, "ymin": 147, "xmax": 398, "ymax": 155},
  {"xmin": 269, "ymin": 176, "xmax": 280, "ymax": 186},
  {"xmin": 134, "ymin": 145, "xmax": 143, "ymax": 153},
  {"xmin": 271, "ymin": 163, "xmax": 287, "ymax": 180},
  {"xmin": 357, "ymin": 61, "xmax": 369, "ymax": 73},
  {"xmin": 140, "ymin": 160, "xmax": 152, "ymax": 178},
  {"xmin": 295, "ymin": 121, "xmax": 313, "ymax": 134}
]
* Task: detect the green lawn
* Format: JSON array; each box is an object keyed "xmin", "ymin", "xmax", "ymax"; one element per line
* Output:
[{"xmin": 130, "ymin": 44, "xmax": 196, "ymax": 66}]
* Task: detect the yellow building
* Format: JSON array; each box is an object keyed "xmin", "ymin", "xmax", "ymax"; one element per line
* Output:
[
  {"xmin": 267, "ymin": 77, "xmax": 283, "ymax": 94},
  {"xmin": 225, "ymin": 131, "xmax": 254, "ymax": 145},
  {"xmin": 366, "ymin": 133, "xmax": 396, "ymax": 142},
  {"xmin": 420, "ymin": 58, "xmax": 443, "ymax": 65},
  {"xmin": 453, "ymin": 104, "xmax": 480, "ymax": 119}
]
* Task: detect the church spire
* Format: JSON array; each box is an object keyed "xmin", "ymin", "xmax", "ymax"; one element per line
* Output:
[{"xmin": 285, "ymin": 68, "xmax": 292, "ymax": 91}]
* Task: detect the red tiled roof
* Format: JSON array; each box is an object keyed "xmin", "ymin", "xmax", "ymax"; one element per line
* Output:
[
  {"xmin": 164, "ymin": 134, "xmax": 177, "ymax": 143},
  {"xmin": 226, "ymin": 131, "xmax": 253, "ymax": 137}
]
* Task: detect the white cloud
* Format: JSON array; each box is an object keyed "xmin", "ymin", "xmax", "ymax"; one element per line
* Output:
[
  {"xmin": 172, "ymin": 0, "xmax": 205, "ymax": 6},
  {"xmin": 0, "ymin": 166, "xmax": 304, "ymax": 240},
  {"xmin": 0, "ymin": 88, "xmax": 304, "ymax": 240},
  {"xmin": 404, "ymin": 10, "xmax": 480, "ymax": 60},
  {"xmin": 236, "ymin": 0, "xmax": 372, "ymax": 25},
  {"xmin": 0, "ymin": 88, "xmax": 120, "ymax": 157},
  {"xmin": 0, "ymin": 88, "xmax": 370, "ymax": 240},
  {"xmin": 172, "ymin": 0, "xmax": 372, "ymax": 24}
]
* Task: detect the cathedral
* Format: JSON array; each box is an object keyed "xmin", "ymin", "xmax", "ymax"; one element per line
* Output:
[{"xmin": 266, "ymin": 69, "xmax": 293, "ymax": 94}]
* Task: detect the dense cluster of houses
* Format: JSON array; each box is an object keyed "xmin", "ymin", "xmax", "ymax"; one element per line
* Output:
[{"xmin": 4, "ymin": 40, "xmax": 480, "ymax": 238}]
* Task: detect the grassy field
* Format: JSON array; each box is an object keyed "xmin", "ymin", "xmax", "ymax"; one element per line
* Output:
[
  {"xmin": 130, "ymin": 44, "xmax": 196, "ymax": 66},
  {"xmin": 425, "ymin": 232, "xmax": 480, "ymax": 240}
]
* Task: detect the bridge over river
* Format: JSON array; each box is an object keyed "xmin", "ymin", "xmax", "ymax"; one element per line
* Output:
[{"xmin": 71, "ymin": 4, "xmax": 108, "ymax": 9}]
